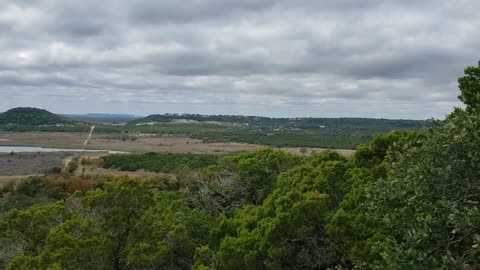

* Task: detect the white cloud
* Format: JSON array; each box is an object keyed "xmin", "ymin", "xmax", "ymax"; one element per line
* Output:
[{"xmin": 0, "ymin": 0, "xmax": 477, "ymax": 119}]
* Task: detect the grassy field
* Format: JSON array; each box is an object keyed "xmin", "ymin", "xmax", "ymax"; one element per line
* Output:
[
  {"xmin": 0, "ymin": 132, "xmax": 354, "ymax": 155},
  {"xmin": 0, "ymin": 132, "xmax": 354, "ymax": 185}
]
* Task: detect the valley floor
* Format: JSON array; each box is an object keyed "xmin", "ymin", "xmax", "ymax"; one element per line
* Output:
[{"xmin": 0, "ymin": 131, "xmax": 354, "ymax": 155}]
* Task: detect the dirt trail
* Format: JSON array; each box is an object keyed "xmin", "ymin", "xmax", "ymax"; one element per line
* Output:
[
  {"xmin": 83, "ymin": 126, "xmax": 95, "ymax": 146},
  {"xmin": 63, "ymin": 157, "xmax": 73, "ymax": 168}
]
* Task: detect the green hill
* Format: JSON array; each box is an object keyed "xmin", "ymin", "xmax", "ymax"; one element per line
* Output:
[
  {"xmin": 127, "ymin": 113, "xmax": 433, "ymax": 149},
  {"xmin": 128, "ymin": 113, "xmax": 433, "ymax": 134},
  {"xmin": 0, "ymin": 107, "xmax": 76, "ymax": 126}
]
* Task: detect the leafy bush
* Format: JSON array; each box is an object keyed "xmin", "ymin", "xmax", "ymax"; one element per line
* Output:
[{"xmin": 103, "ymin": 152, "xmax": 218, "ymax": 173}]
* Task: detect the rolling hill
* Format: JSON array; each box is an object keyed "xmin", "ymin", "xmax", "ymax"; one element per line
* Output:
[
  {"xmin": 128, "ymin": 113, "xmax": 433, "ymax": 134},
  {"xmin": 0, "ymin": 107, "xmax": 76, "ymax": 126},
  {"xmin": 0, "ymin": 108, "xmax": 90, "ymax": 132},
  {"xmin": 126, "ymin": 113, "xmax": 434, "ymax": 149},
  {"xmin": 62, "ymin": 113, "xmax": 141, "ymax": 124}
]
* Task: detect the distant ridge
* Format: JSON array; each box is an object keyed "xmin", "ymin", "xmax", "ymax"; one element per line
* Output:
[
  {"xmin": 0, "ymin": 107, "xmax": 76, "ymax": 126},
  {"xmin": 63, "ymin": 113, "xmax": 141, "ymax": 124},
  {"xmin": 128, "ymin": 113, "xmax": 433, "ymax": 132}
]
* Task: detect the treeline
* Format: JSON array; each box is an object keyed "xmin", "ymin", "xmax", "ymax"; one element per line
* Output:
[
  {"xmin": 103, "ymin": 152, "xmax": 219, "ymax": 173},
  {"xmin": 1, "ymin": 107, "xmax": 431, "ymax": 150},
  {"xmin": 128, "ymin": 112, "xmax": 432, "ymax": 133},
  {"xmin": 194, "ymin": 131, "xmax": 370, "ymax": 149}
]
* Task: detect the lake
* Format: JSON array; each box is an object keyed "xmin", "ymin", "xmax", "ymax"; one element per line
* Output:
[{"xmin": 0, "ymin": 146, "xmax": 126, "ymax": 153}]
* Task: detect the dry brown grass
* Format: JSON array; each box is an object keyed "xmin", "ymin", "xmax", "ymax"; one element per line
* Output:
[
  {"xmin": 0, "ymin": 175, "xmax": 36, "ymax": 189},
  {"xmin": 0, "ymin": 132, "xmax": 354, "ymax": 156},
  {"xmin": 0, "ymin": 132, "xmax": 354, "ymax": 181}
]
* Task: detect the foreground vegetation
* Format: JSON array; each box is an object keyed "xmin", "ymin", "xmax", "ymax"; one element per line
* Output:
[{"xmin": 0, "ymin": 62, "xmax": 479, "ymax": 269}]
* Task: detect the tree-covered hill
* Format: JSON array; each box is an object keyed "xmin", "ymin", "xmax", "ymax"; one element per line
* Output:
[
  {"xmin": 127, "ymin": 113, "xmax": 433, "ymax": 149},
  {"xmin": 62, "ymin": 113, "xmax": 141, "ymax": 124},
  {"xmin": 0, "ymin": 107, "xmax": 432, "ymax": 149},
  {"xmin": 0, "ymin": 107, "xmax": 76, "ymax": 126},
  {"xmin": 128, "ymin": 113, "xmax": 433, "ymax": 134}
]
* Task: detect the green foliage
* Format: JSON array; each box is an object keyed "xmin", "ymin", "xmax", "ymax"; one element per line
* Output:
[
  {"xmin": 1, "ymin": 202, "xmax": 67, "ymax": 269},
  {"xmin": 458, "ymin": 60, "xmax": 480, "ymax": 112},
  {"xmin": 214, "ymin": 151, "xmax": 352, "ymax": 269},
  {"xmin": 37, "ymin": 217, "xmax": 109, "ymax": 270},
  {"xmin": 126, "ymin": 191, "xmax": 213, "ymax": 269},
  {"xmin": 103, "ymin": 152, "xmax": 218, "ymax": 173},
  {"xmin": 66, "ymin": 158, "xmax": 79, "ymax": 174},
  {"xmin": 82, "ymin": 177, "xmax": 155, "ymax": 270},
  {"xmin": 1, "ymin": 177, "xmax": 214, "ymax": 269},
  {"xmin": 354, "ymin": 130, "xmax": 423, "ymax": 168},
  {"xmin": 193, "ymin": 245, "xmax": 219, "ymax": 270},
  {"xmin": 360, "ymin": 110, "xmax": 480, "ymax": 269},
  {"xmin": 195, "ymin": 131, "xmax": 371, "ymax": 149},
  {"xmin": 17, "ymin": 177, "xmax": 44, "ymax": 197},
  {"xmin": 185, "ymin": 149, "xmax": 303, "ymax": 216},
  {"xmin": 0, "ymin": 107, "xmax": 93, "ymax": 132},
  {"xmin": 222, "ymin": 148, "xmax": 303, "ymax": 205},
  {"xmin": 0, "ymin": 107, "xmax": 75, "ymax": 126},
  {"xmin": 0, "ymin": 176, "xmax": 54, "ymax": 216}
]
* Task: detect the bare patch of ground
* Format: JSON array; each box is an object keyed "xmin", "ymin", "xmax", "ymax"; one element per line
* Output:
[
  {"xmin": 0, "ymin": 132, "xmax": 88, "ymax": 149},
  {"xmin": 0, "ymin": 152, "xmax": 69, "ymax": 175}
]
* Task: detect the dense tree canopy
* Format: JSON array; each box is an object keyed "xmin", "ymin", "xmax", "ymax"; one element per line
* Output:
[{"xmin": 458, "ymin": 61, "xmax": 480, "ymax": 112}]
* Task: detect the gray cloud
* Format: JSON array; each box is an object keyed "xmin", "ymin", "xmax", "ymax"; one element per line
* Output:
[{"xmin": 0, "ymin": 0, "xmax": 478, "ymax": 119}]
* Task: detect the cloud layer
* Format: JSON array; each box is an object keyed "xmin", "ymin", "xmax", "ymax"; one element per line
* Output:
[{"xmin": 1, "ymin": 0, "xmax": 479, "ymax": 119}]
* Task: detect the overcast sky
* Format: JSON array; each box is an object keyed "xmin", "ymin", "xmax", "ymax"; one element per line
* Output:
[{"xmin": 0, "ymin": 0, "xmax": 478, "ymax": 119}]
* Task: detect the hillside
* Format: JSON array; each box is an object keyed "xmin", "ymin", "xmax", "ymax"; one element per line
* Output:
[
  {"xmin": 0, "ymin": 107, "xmax": 88, "ymax": 132},
  {"xmin": 129, "ymin": 113, "xmax": 433, "ymax": 134},
  {"xmin": 62, "ymin": 113, "xmax": 141, "ymax": 124},
  {"xmin": 0, "ymin": 109, "xmax": 434, "ymax": 149},
  {"xmin": 125, "ymin": 114, "xmax": 435, "ymax": 149},
  {"xmin": 0, "ymin": 107, "xmax": 77, "ymax": 127}
]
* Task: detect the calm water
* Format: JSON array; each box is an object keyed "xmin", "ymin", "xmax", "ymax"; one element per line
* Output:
[{"xmin": 0, "ymin": 146, "xmax": 126, "ymax": 153}]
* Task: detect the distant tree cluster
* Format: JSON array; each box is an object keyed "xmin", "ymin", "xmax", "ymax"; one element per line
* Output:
[{"xmin": 103, "ymin": 152, "xmax": 219, "ymax": 174}]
